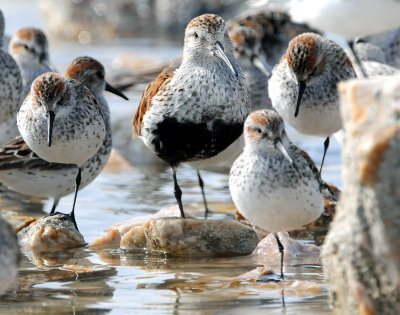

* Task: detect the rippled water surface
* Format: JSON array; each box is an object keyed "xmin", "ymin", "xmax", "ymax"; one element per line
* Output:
[{"xmin": 0, "ymin": 2, "xmax": 341, "ymax": 313}]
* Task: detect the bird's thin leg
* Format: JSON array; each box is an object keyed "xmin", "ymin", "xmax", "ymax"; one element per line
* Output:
[
  {"xmin": 173, "ymin": 168, "xmax": 185, "ymax": 219},
  {"xmin": 69, "ymin": 166, "xmax": 81, "ymax": 231},
  {"xmin": 50, "ymin": 198, "xmax": 60, "ymax": 214},
  {"xmin": 274, "ymin": 233, "xmax": 284, "ymax": 279},
  {"xmin": 348, "ymin": 40, "xmax": 368, "ymax": 78},
  {"xmin": 320, "ymin": 136, "xmax": 330, "ymax": 174},
  {"xmin": 197, "ymin": 170, "xmax": 211, "ymax": 219}
]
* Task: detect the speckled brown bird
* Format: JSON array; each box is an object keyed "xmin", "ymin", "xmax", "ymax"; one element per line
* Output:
[
  {"xmin": 229, "ymin": 109, "xmax": 325, "ymax": 278},
  {"xmin": 15, "ymin": 71, "xmax": 106, "ymax": 229},
  {"xmin": 9, "ymin": 27, "xmax": 54, "ymax": 98},
  {"xmin": 0, "ymin": 57, "xmax": 128, "ymax": 218},
  {"xmin": 133, "ymin": 14, "xmax": 250, "ymax": 218},
  {"xmin": 268, "ymin": 32, "xmax": 356, "ymax": 172}
]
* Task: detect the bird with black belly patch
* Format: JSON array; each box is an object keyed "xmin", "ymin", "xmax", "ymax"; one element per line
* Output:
[{"xmin": 133, "ymin": 14, "xmax": 250, "ymax": 218}]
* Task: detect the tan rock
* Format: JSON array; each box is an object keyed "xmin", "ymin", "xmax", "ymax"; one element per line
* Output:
[
  {"xmin": 120, "ymin": 225, "xmax": 147, "ymax": 249},
  {"xmin": 1, "ymin": 211, "xmax": 36, "ymax": 233},
  {"xmin": 252, "ymin": 232, "xmax": 320, "ymax": 262},
  {"xmin": 18, "ymin": 213, "xmax": 85, "ymax": 252},
  {"xmin": 90, "ymin": 205, "xmax": 195, "ymax": 250},
  {"xmin": 121, "ymin": 217, "xmax": 260, "ymax": 257},
  {"xmin": 322, "ymin": 75, "xmax": 400, "ymax": 314},
  {"xmin": 103, "ymin": 148, "xmax": 132, "ymax": 173}
]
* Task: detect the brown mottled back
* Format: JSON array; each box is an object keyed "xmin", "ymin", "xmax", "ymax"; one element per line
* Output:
[{"xmin": 133, "ymin": 67, "xmax": 174, "ymax": 138}]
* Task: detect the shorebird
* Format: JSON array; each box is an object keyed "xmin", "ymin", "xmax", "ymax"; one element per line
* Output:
[
  {"xmin": 229, "ymin": 109, "xmax": 325, "ymax": 278},
  {"xmin": 249, "ymin": 0, "xmax": 400, "ymax": 77},
  {"xmin": 0, "ymin": 12, "xmax": 23, "ymax": 146},
  {"xmin": 268, "ymin": 32, "xmax": 356, "ymax": 172},
  {"xmin": 9, "ymin": 27, "xmax": 54, "ymax": 98},
  {"xmin": 133, "ymin": 14, "xmax": 250, "ymax": 218},
  {"xmin": 16, "ymin": 72, "xmax": 106, "ymax": 229},
  {"xmin": 228, "ymin": 25, "xmax": 272, "ymax": 111},
  {"xmin": 188, "ymin": 26, "xmax": 273, "ymax": 217},
  {"xmin": 0, "ymin": 216, "xmax": 19, "ymax": 294},
  {"xmin": 0, "ymin": 57, "xmax": 128, "ymax": 216},
  {"xmin": 228, "ymin": 10, "xmax": 317, "ymax": 66}
]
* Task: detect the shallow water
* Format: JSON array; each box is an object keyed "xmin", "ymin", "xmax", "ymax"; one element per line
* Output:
[{"xmin": 0, "ymin": 2, "xmax": 341, "ymax": 313}]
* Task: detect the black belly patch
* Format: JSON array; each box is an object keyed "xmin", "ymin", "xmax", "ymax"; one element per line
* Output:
[{"xmin": 152, "ymin": 118, "xmax": 244, "ymax": 166}]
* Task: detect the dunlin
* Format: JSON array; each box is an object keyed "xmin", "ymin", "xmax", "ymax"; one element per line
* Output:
[
  {"xmin": 16, "ymin": 72, "xmax": 106, "ymax": 229},
  {"xmin": 133, "ymin": 14, "xmax": 250, "ymax": 218},
  {"xmin": 0, "ymin": 216, "xmax": 19, "ymax": 294},
  {"xmin": 0, "ymin": 57, "xmax": 127, "ymax": 215},
  {"xmin": 9, "ymin": 27, "xmax": 54, "ymax": 98},
  {"xmin": 269, "ymin": 32, "xmax": 355, "ymax": 172},
  {"xmin": 229, "ymin": 109, "xmax": 325, "ymax": 278},
  {"xmin": 0, "ymin": 16, "xmax": 23, "ymax": 146},
  {"xmin": 188, "ymin": 26, "xmax": 273, "ymax": 215}
]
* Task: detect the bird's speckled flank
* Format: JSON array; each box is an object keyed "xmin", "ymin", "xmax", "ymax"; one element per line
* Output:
[{"xmin": 0, "ymin": 9, "xmax": 23, "ymax": 146}]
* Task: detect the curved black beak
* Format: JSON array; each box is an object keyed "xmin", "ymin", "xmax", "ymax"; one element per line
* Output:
[
  {"xmin": 213, "ymin": 41, "xmax": 238, "ymax": 77},
  {"xmin": 274, "ymin": 137, "xmax": 295, "ymax": 166},
  {"xmin": 46, "ymin": 111, "xmax": 55, "ymax": 147},
  {"xmin": 295, "ymin": 81, "xmax": 306, "ymax": 117},
  {"xmin": 105, "ymin": 82, "xmax": 129, "ymax": 100}
]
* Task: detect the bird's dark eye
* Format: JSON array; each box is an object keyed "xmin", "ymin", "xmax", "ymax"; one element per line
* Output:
[
  {"xmin": 257, "ymin": 128, "xmax": 262, "ymax": 134},
  {"xmin": 23, "ymin": 44, "xmax": 29, "ymax": 50},
  {"xmin": 194, "ymin": 32, "xmax": 199, "ymax": 38}
]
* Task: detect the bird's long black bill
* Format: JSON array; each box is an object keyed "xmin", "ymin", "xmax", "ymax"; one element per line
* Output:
[
  {"xmin": 105, "ymin": 82, "xmax": 129, "ymax": 100},
  {"xmin": 213, "ymin": 41, "xmax": 238, "ymax": 77},
  {"xmin": 46, "ymin": 111, "xmax": 55, "ymax": 147},
  {"xmin": 274, "ymin": 137, "xmax": 295, "ymax": 166},
  {"xmin": 295, "ymin": 81, "xmax": 306, "ymax": 117}
]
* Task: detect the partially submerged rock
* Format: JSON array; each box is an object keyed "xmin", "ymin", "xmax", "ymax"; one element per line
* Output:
[
  {"xmin": 18, "ymin": 213, "xmax": 85, "ymax": 252},
  {"xmin": 1, "ymin": 210, "xmax": 36, "ymax": 232},
  {"xmin": 253, "ymin": 232, "xmax": 320, "ymax": 262},
  {"xmin": 90, "ymin": 205, "xmax": 196, "ymax": 250},
  {"xmin": 121, "ymin": 217, "xmax": 260, "ymax": 257}
]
